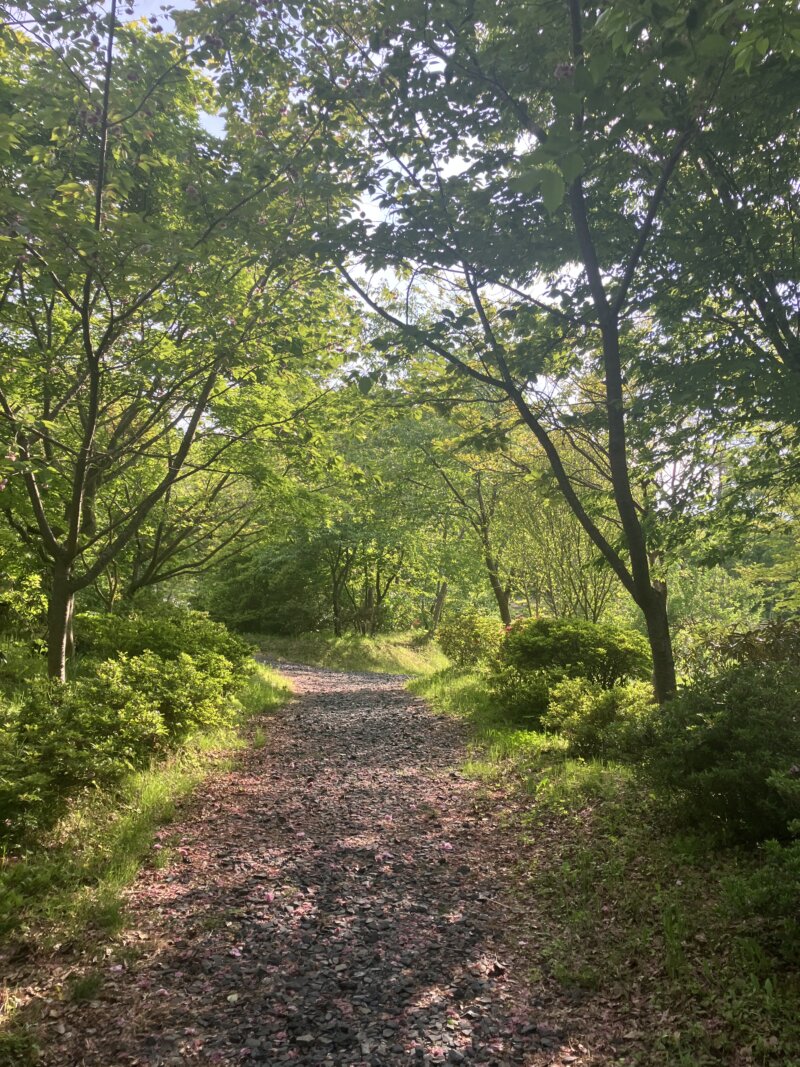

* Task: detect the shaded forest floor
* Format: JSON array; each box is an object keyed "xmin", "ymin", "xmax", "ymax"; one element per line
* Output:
[{"xmin": 1, "ymin": 662, "xmax": 632, "ymax": 1066}]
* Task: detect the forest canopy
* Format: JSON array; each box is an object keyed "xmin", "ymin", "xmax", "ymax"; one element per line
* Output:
[{"xmin": 0, "ymin": 0, "xmax": 795, "ymax": 688}]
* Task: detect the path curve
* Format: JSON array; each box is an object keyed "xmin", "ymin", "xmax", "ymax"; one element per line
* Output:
[{"xmin": 37, "ymin": 663, "xmax": 585, "ymax": 1066}]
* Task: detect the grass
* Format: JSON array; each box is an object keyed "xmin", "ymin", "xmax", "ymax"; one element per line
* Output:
[
  {"xmin": 0, "ymin": 661, "xmax": 291, "ymax": 945},
  {"xmin": 412, "ymin": 666, "xmax": 800, "ymax": 1067},
  {"xmin": 409, "ymin": 665, "xmax": 567, "ymax": 775},
  {"xmin": 251, "ymin": 629, "xmax": 449, "ymax": 675}
]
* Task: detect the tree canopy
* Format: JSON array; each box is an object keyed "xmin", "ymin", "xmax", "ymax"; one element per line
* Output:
[{"xmin": 0, "ymin": 0, "xmax": 797, "ymax": 700}]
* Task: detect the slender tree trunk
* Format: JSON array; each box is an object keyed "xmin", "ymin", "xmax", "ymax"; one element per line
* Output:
[
  {"xmin": 332, "ymin": 582, "xmax": 343, "ymax": 637},
  {"xmin": 429, "ymin": 580, "xmax": 447, "ymax": 633},
  {"xmin": 365, "ymin": 582, "xmax": 376, "ymax": 636},
  {"xmin": 641, "ymin": 583, "xmax": 676, "ymax": 704},
  {"xmin": 562, "ymin": 105, "xmax": 682, "ymax": 703},
  {"xmin": 599, "ymin": 317, "xmax": 677, "ymax": 700},
  {"xmin": 485, "ymin": 554, "xmax": 511, "ymax": 625},
  {"xmin": 48, "ymin": 560, "xmax": 74, "ymax": 682}
]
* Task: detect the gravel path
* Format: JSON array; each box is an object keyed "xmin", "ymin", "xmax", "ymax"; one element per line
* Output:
[{"xmin": 36, "ymin": 664, "xmax": 587, "ymax": 1066}]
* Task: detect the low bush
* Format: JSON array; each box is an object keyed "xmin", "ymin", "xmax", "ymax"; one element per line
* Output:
[
  {"xmin": 682, "ymin": 616, "xmax": 800, "ymax": 681},
  {"xmin": 499, "ymin": 617, "xmax": 651, "ymax": 686},
  {"xmin": 487, "ymin": 662, "xmax": 551, "ymax": 725},
  {"xmin": 0, "ymin": 571, "xmax": 47, "ymax": 639},
  {"xmin": 0, "ymin": 642, "xmax": 242, "ymax": 845},
  {"xmin": 1, "ymin": 666, "xmax": 166, "ymax": 840},
  {"xmin": 641, "ymin": 662, "xmax": 800, "ymax": 842},
  {"xmin": 436, "ymin": 611, "xmax": 504, "ymax": 667},
  {"xmin": 0, "ymin": 639, "xmax": 46, "ymax": 693},
  {"xmin": 75, "ymin": 607, "xmax": 252, "ymax": 670},
  {"xmin": 543, "ymin": 677, "xmax": 655, "ymax": 758},
  {"xmin": 118, "ymin": 651, "xmax": 236, "ymax": 741},
  {"xmin": 488, "ymin": 617, "xmax": 651, "ymax": 725},
  {"xmin": 712, "ymin": 616, "xmax": 800, "ymax": 667},
  {"xmin": 723, "ymin": 839, "xmax": 800, "ymax": 964}
]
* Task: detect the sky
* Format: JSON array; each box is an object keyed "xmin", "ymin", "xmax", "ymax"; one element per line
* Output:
[{"xmin": 132, "ymin": 0, "xmax": 188, "ymax": 20}]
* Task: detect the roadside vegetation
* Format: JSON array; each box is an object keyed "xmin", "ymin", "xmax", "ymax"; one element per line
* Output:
[
  {"xmin": 0, "ymin": 609, "xmax": 291, "ymax": 949},
  {"xmin": 412, "ymin": 613, "xmax": 800, "ymax": 1066}
]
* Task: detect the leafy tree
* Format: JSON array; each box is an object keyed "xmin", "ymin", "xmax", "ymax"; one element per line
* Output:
[
  {"xmin": 497, "ymin": 460, "xmax": 619, "ymax": 623},
  {"xmin": 89, "ymin": 463, "xmax": 263, "ymax": 609},
  {"xmin": 0, "ymin": 2, "xmax": 350, "ymax": 677},
  {"xmin": 213, "ymin": 0, "xmax": 799, "ymax": 700},
  {"xmin": 410, "ymin": 424, "xmax": 515, "ymax": 624}
]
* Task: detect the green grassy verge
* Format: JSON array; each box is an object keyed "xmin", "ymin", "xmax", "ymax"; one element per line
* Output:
[
  {"xmin": 252, "ymin": 630, "xmax": 449, "ymax": 675},
  {"xmin": 0, "ymin": 661, "xmax": 291, "ymax": 946},
  {"xmin": 411, "ymin": 667, "xmax": 800, "ymax": 1067}
]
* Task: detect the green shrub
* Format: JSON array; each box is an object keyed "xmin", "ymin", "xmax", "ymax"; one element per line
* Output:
[
  {"xmin": 486, "ymin": 662, "xmax": 551, "ymax": 725},
  {"xmin": 674, "ymin": 621, "xmax": 729, "ymax": 681},
  {"xmin": 121, "ymin": 651, "xmax": 235, "ymax": 741},
  {"xmin": 682, "ymin": 617, "xmax": 800, "ymax": 681},
  {"xmin": 437, "ymin": 611, "xmax": 504, "ymax": 667},
  {"xmin": 0, "ymin": 644, "xmax": 240, "ymax": 844},
  {"xmin": 498, "ymin": 617, "xmax": 651, "ymax": 687},
  {"xmin": 723, "ymin": 839, "xmax": 800, "ymax": 963},
  {"xmin": 0, "ymin": 571, "xmax": 47, "ymax": 638},
  {"xmin": 75, "ymin": 606, "xmax": 251, "ymax": 669},
  {"xmin": 543, "ymin": 677, "xmax": 655, "ymax": 758},
  {"xmin": 0, "ymin": 666, "xmax": 166, "ymax": 839},
  {"xmin": 20, "ymin": 665, "xmax": 167, "ymax": 783},
  {"xmin": 713, "ymin": 617, "xmax": 800, "ymax": 667},
  {"xmin": 642, "ymin": 663, "xmax": 800, "ymax": 842},
  {"xmin": 0, "ymin": 639, "xmax": 46, "ymax": 693},
  {"xmin": 488, "ymin": 617, "xmax": 651, "ymax": 725}
]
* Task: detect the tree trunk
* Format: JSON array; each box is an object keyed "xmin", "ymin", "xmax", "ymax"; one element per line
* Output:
[
  {"xmin": 364, "ymin": 581, "xmax": 376, "ymax": 635},
  {"xmin": 429, "ymin": 580, "xmax": 447, "ymax": 633},
  {"xmin": 332, "ymin": 582, "xmax": 343, "ymax": 637},
  {"xmin": 485, "ymin": 555, "xmax": 511, "ymax": 625},
  {"xmin": 48, "ymin": 560, "xmax": 74, "ymax": 682},
  {"xmin": 641, "ymin": 583, "xmax": 676, "ymax": 704}
]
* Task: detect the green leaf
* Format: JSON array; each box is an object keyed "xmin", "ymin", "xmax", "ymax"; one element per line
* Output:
[
  {"xmin": 638, "ymin": 104, "xmax": 666, "ymax": 122},
  {"xmin": 508, "ymin": 167, "xmax": 543, "ymax": 195},
  {"xmin": 558, "ymin": 151, "xmax": 584, "ymax": 185},
  {"xmin": 589, "ymin": 50, "xmax": 613, "ymax": 84},
  {"xmin": 696, "ymin": 33, "xmax": 731, "ymax": 59},
  {"xmin": 540, "ymin": 169, "xmax": 565, "ymax": 213}
]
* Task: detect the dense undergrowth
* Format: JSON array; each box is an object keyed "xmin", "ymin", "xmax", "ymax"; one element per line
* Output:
[
  {"xmin": 1, "ymin": 610, "xmax": 257, "ymax": 846},
  {"xmin": 0, "ymin": 605, "xmax": 293, "ymax": 951},
  {"xmin": 252, "ymin": 630, "xmax": 448, "ymax": 675},
  {"xmin": 410, "ymin": 660, "xmax": 800, "ymax": 1066}
]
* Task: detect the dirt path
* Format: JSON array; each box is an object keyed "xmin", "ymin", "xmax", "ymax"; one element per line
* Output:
[{"xmin": 31, "ymin": 664, "xmax": 598, "ymax": 1066}]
